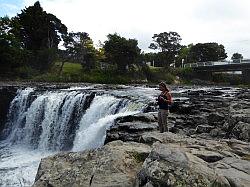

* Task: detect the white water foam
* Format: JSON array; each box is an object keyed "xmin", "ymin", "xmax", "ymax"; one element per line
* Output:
[
  {"xmin": 72, "ymin": 95, "xmax": 142, "ymax": 151},
  {"xmin": 0, "ymin": 88, "xmax": 145, "ymax": 186}
]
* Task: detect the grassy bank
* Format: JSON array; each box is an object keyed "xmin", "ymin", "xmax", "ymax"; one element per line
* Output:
[
  {"xmin": 10, "ymin": 62, "xmax": 248, "ymax": 86},
  {"xmin": 32, "ymin": 62, "xmax": 147, "ymax": 84}
]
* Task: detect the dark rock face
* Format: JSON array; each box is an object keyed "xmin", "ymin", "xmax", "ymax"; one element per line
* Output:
[
  {"xmin": 105, "ymin": 87, "xmax": 250, "ymax": 143},
  {"xmin": 106, "ymin": 113, "xmax": 158, "ymax": 143},
  {"xmin": 168, "ymin": 88, "xmax": 250, "ymax": 142},
  {"xmin": 0, "ymin": 87, "xmax": 17, "ymax": 135}
]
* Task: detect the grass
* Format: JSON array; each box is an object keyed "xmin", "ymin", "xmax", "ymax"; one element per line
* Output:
[
  {"xmin": 32, "ymin": 62, "xmax": 178, "ymax": 84},
  {"xmin": 61, "ymin": 62, "xmax": 82, "ymax": 75},
  {"xmin": 33, "ymin": 62, "xmax": 141, "ymax": 84},
  {"xmin": 34, "ymin": 62, "xmax": 248, "ymax": 85}
]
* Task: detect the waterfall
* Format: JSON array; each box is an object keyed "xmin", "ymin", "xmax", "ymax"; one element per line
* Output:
[
  {"xmin": 3, "ymin": 88, "xmax": 34, "ymax": 140},
  {"xmin": 0, "ymin": 87, "xmax": 145, "ymax": 186},
  {"xmin": 3, "ymin": 88, "xmax": 144, "ymax": 152},
  {"xmin": 72, "ymin": 95, "xmax": 141, "ymax": 151},
  {"xmin": 3, "ymin": 90, "xmax": 95, "ymax": 151}
]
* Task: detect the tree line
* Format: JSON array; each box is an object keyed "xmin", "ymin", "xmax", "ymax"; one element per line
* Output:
[{"xmin": 0, "ymin": 1, "xmax": 244, "ymax": 78}]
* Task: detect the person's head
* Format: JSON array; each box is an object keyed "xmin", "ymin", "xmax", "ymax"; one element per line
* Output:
[{"xmin": 159, "ymin": 82, "xmax": 169, "ymax": 92}]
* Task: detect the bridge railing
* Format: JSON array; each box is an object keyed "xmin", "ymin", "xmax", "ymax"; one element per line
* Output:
[{"xmin": 184, "ymin": 60, "xmax": 250, "ymax": 68}]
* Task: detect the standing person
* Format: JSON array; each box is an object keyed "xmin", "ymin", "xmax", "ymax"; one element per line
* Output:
[{"xmin": 156, "ymin": 82, "xmax": 172, "ymax": 133}]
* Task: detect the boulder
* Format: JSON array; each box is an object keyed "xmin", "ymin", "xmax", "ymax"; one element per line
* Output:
[
  {"xmin": 232, "ymin": 122, "xmax": 250, "ymax": 142},
  {"xmin": 137, "ymin": 142, "xmax": 218, "ymax": 187},
  {"xmin": 33, "ymin": 141, "xmax": 151, "ymax": 187},
  {"xmin": 137, "ymin": 137, "xmax": 250, "ymax": 187}
]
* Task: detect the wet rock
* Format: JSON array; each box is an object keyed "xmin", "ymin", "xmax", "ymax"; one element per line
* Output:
[
  {"xmin": 116, "ymin": 112, "xmax": 157, "ymax": 123},
  {"xmin": 231, "ymin": 112, "xmax": 250, "ymax": 124},
  {"xmin": 207, "ymin": 113, "xmax": 225, "ymax": 125},
  {"xmin": 210, "ymin": 128, "xmax": 226, "ymax": 138},
  {"xmin": 106, "ymin": 113, "xmax": 158, "ymax": 143},
  {"xmin": 196, "ymin": 125, "xmax": 214, "ymax": 134},
  {"xmin": 232, "ymin": 121, "xmax": 250, "ymax": 141},
  {"xmin": 106, "ymin": 122, "xmax": 158, "ymax": 143},
  {"xmin": 237, "ymin": 91, "xmax": 250, "ymax": 99},
  {"xmin": 0, "ymin": 87, "xmax": 17, "ymax": 135}
]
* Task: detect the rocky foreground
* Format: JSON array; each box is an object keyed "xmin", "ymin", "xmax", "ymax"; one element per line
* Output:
[{"xmin": 33, "ymin": 87, "xmax": 250, "ymax": 187}]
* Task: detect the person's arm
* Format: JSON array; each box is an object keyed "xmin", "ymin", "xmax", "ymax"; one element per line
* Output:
[{"xmin": 159, "ymin": 96, "xmax": 169, "ymax": 103}]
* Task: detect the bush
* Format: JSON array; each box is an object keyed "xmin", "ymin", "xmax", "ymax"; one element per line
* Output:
[
  {"xmin": 175, "ymin": 67, "xmax": 194, "ymax": 80},
  {"xmin": 15, "ymin": 66, "xmax": 39, "ymax": 79},
  {"xmin": 148, "ymin": 67, "xmax": 176, "ymax": 83},
  {"xmin": 212, "ymin": 73, "xmax": 243, "ymax": 85}
]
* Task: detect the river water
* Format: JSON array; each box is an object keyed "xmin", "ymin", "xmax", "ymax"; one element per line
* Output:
[{"xmin": 0, "ymin": 85, "xmax": 239, "ymax": 186}]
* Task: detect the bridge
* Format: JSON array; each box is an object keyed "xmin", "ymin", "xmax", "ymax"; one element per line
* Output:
[{"xmin": 184, "ymin": 60, "xmax": 250, "ymax": 83}]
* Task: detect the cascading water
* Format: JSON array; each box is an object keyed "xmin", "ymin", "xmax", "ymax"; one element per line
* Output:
[
  {"xmin": 0, "ymin": 87, "xmax": 146, "ymax": 186},
  {"xmin": 72, "ymin": 95, "xmax": 141, "ymax": 151}
]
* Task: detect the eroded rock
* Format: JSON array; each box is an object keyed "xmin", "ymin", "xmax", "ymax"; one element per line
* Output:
[{"xmin": 33, "ymin": 141, "xmax": 151, "ymax": 187}]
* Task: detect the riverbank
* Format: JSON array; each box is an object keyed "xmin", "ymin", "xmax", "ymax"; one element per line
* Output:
[{"xmin": 2, "ymin": 62, "xmax": 248, "ymax": 86}]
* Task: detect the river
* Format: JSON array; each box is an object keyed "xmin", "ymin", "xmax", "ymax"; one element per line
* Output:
[{"xmin": 0, "ymin": 84, "xmax": 243, "ymax": 186}]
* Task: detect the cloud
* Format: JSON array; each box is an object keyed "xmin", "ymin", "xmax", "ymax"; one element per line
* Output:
[
  {"xmin": 193, "ymin": 0, "xmax": 250, "ymax": 22},
  {"xmin": 3, "ymin": 0, "xmax": 250, "ymax": 58}
]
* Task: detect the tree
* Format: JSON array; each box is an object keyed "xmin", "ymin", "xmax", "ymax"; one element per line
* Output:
[
  {"xmin": 231, "ymin": 53, "xmax": 243, "ymax": 63},
  {"xmin": 175, "ymin": 44, "xmax": 193, "ymax": 67},
  {"xmin": 104, "ymin": 33, "xmax": 141, "ymax": 72},
  {"xmin": 188, "ymin": 43, "xmax": 227, "ymax": 63},
  {"xmin": 63, "ymin": 32, "xmax": 97, "ymax": 70},
  {"xmin": 12, "ymin": 1, "xmax": 67, "ymax": 72},
  {"xmin": 149, "ymin": 31, "xmax": 182, "ymax": 66},
  {"xmin": 0, "ymin": 16, "xmax": 23, "ymax": 76}
]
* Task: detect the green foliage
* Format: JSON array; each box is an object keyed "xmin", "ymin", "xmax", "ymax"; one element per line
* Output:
[
  {"xmin": 175, "ymin": 44, "xmax": 193, "ymax": 66},
  {"xmin": 63, "ymin": 32, "xmax": 97, "ymax": 70},
  {"xmin": 104, "ymin": 33, "xmax": 141, "ymax": 72},
  {"xmin": 175, "ymin": 67, "xmax": 195, "ymax": 80},
  {"xmin": 231, "ymin": 53, "xmax": 243, "ymax": 63},
  {"xmin": 188, "ymin": 43, "xmax": 227, "ymax": 62},
  {"xmin": 33, "ymin": 62, "xmax": 138, "ymax": 84},
  {"xmin": 212, "ymin": 73, "xmax": 243, "ymax": 85},
  {"xmin": 16, "ymin": 66, "xmax": 39, "ymax": 79},
  {"xmin": 149, "ymin": 31, "xmax": 182, "ymax": 67},
  {"xmin": 141, "ymin": 52, "xmax": 167, "ymax": 67},
  {"xmin": 0, "ymin": 16, "xmax": 24, "ymax": 77},
  {"xmin": 13, "ymin": 1, "xmax": 67, "ymax": 50},
  {"xmin": 231, "ymin": 53, "xmax": 243, "ymax": 60},
  {"xmin": 149, "ymin": 32, "xmax": 182, "ymax": 53},
  {"xmin": 148, "ymin": 67, "xmax": 176, "ymax": 84},
  {"xmin": 10, "ymin": 1, "xmax": 67, "ymax": 72}
]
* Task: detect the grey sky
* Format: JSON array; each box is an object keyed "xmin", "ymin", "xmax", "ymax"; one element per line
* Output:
[{"xmin": 1, "ymin": 0, "xmax": 250, "ymax": 59}]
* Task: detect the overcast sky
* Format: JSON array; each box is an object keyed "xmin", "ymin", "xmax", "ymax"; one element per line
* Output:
[{"xmin": 1, "ymin": 0, "xmax": 250, "ymax": 59}]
